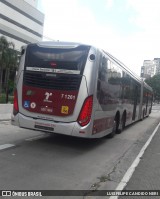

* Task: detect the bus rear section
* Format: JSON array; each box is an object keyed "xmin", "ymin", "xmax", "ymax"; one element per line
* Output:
[{"xmin": 12, "ymin": 42, "xmax": 98, "ymax": 138}]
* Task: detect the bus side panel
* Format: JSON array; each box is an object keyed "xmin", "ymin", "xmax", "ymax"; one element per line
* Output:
[{"xmin": 92, "ymin": 53, "xmax": 122, "ymax": 137}]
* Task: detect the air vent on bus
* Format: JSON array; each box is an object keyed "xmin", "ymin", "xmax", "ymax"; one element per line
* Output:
[{"xmin": 23, "ymin": 72, "xmax": 82, "ymax": 90}]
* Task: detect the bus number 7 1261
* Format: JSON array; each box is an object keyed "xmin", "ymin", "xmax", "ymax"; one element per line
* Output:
[{"xmin": 61, "ymin": 94, "xmax": 76, "ymax": 100}]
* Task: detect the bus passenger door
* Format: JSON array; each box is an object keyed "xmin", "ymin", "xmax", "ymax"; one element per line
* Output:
[{"xmin": 132, "ymin": 85, "xmax": 138, "ymax": 120}]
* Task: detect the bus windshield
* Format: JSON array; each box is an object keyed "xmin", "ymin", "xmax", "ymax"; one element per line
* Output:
[{"xmin": 24, "ymin": 44, "xmax": 90, "ymax": 75}]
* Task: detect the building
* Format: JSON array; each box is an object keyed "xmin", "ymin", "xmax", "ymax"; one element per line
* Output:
[
  {"xmin": 0, "ymin": 0, "xmax": 44, "ymax": 51},
  {"xmin": 24, "ymin": 0, "xmax": 38, "ymax": 7},
  {"xmin": 154, "ymin": 58, "xmax": 160, "ymax": 74},
  {"xmin": 0, "ymin": 0, "xmax": 44, "ymax": 93},
  {"xmin": 140, "ymin": 59, "xmax": 160, "ymax": 79}
]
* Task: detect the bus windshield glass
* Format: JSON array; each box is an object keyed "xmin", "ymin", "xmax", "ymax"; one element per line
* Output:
[{"xmin": 24, "ymin": 44, "xmax": 90, "ymax": 75}]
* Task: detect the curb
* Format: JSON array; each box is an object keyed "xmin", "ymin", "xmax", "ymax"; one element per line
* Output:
[{"xmin": 0, "ymin": 113, "xmax": 11, "ymax": 121}]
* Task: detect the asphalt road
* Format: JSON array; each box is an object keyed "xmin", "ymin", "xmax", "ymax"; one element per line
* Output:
[
  {"xmin": 0, "ymin": 105, "xmax": 160, "ymax": 199},
  {"xmin": 118, "ymin": 123, "xmax": 160, "ymax": 199}
]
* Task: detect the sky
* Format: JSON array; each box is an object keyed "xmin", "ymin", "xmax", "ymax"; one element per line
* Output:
[{"xmin": 38, "ymin": 0, "xmax": 160, "ymax": 75}]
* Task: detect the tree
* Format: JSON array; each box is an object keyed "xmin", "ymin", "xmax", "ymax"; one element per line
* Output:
[
  {"xmin": 0, "ymin": 36, "xmax": 9, "ymax": 96},
  {"xmin": 0, "ymin": 36, "xmax": 18, "ymax": 102},
  {"xmin": 5, "ymin": 45, "xmax": 18, "ymax": 102},
  {"xmin": 145, "ymin": 74, "xmax": 160, "ymax": 101}
]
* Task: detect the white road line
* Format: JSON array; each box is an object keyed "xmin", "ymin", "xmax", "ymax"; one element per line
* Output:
[
  {"xmin": 109, "ymin": 122, "xmax": 160, "ymax": 199},
  {"xmin": 0, "ymin": 144, "xmax": 15, "ymax": 150}
]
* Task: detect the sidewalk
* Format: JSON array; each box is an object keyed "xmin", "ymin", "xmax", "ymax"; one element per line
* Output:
[{"xmin": 0, "ymin": 104, "xmax": 13, "ymax": 121}]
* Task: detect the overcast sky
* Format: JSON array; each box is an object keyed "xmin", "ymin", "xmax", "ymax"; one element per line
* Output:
[{"xmin": 38, "ymin": 0, "xmax": 160, "ymax": 75}]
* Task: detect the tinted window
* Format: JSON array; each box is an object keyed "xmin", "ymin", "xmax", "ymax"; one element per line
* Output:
[{"xmin": 25, "ymin": 44, "xmax": 90, "ymax": 74}]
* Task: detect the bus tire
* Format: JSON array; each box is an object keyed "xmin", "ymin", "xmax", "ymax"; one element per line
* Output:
[
  {"xmin": 118, "ymin": 112, "xmax": 126, "ymax": 133},
  {"xmin": 143, "ymin": 109, "xmax": 145, "ymax": 119},
  {"xmin": 141, "ymin": 109, "xmax": 145, "ymax": 120},
  {"xmin": 107, "ymin": 117, "xmax": 117, "ymax": 138}
]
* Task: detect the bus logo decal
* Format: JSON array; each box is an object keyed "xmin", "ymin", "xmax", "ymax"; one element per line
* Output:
[
  {"xmin": 26, "ymin": 90, "xmax": 35, "ymax": 96},
  {"xmin": 61, "ymin": 106, "xmax": 69, "ymax": 114},
  {"xmin": 44, "ymin": 92, "xmax": 53, "ymax": 103},
  {"xmin": 24, "ymin": 101, "xmax": 30, "ymax": 108},
  {"xmin": 30, "ymin": 102, "xmax": 36, "ymax": 109}
]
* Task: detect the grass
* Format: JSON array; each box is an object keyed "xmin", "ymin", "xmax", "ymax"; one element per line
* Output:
[{"xmin": 0, "ymin": 93, "xmax": 13, "ymax": 104}]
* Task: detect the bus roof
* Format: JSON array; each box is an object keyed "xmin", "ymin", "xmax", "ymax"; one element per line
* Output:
[{"xmin": 34, "ymin": 41, "xmax": 91, "ymax": 49}]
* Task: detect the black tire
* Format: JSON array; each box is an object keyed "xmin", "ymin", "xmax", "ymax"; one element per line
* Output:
[
  {"xmin": 117, "ymin": 113, "xmax": 126, "ymax": 134},
  {"xmin": 107, "ymin": 118, "xmax": 117, "ymax": 138},
  {"xmin": 142, "ymin": 110, "xmax": 145, "ymax": 120}
]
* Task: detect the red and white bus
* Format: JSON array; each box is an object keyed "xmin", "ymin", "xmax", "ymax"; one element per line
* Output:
[{"xmin": 12, "ymin": 42, "xmax": 153, "ymax": 138}]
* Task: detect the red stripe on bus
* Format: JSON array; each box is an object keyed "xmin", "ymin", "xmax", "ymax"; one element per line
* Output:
[{"xmin": 92, "ymin": 117, "xmax": 114, "ymax": 134}]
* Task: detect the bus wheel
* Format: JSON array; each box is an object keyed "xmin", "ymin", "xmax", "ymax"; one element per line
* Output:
[
  {"xmin": 117, "ymin": 112, "xmax": 126, "ymax": 133},
  {"xmin": 107, "ymin": 118, "xmax": 117, "ymax": 138},
  {"xmin": 142, "ymin": 109, "xmax": 145, "ymax": 120}
]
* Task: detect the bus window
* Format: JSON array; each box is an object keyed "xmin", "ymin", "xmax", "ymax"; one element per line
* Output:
[{"xmin": 25, "ymin": 44, "xmax": 90, "ymax": 75}]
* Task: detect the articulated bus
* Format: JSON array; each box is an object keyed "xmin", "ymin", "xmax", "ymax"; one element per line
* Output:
[{"xmin": 12, "ymin": 42, "xmax": 153, "ymax": 138}]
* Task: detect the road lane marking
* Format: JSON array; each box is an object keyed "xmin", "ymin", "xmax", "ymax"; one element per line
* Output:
[
  {"xmin": 109, "ymin": 122, "xmax": 160, "ymax": 199},
  {"xmin": 0, "ymin": 144, "xmax": 15, "ymax": 150}
]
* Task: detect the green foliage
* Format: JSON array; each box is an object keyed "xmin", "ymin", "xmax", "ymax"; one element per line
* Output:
[
  {"xmin": 0, "ymin": 36, "xmax": 18, "ymax": 103},
  {"xmin": 0, "ymin": 93, "xmax": 13, "ymax": 104},
  {"xmin": 145, "ymin": 74, "xmax": 160, "ymax": 100},
  {"xmin": 8, "ymin": 80, "xmax": 14, "ymax": 95}
]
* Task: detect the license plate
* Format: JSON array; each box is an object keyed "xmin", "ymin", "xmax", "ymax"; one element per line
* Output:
[{"xmin": 34, "ymin": 125, "xmax": 54, "ymax": 131}]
